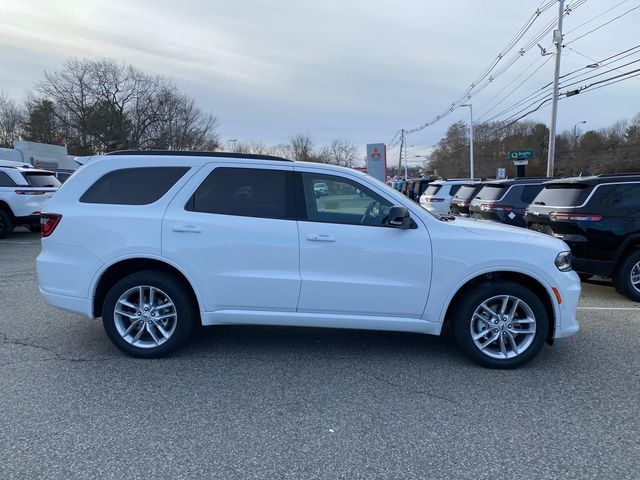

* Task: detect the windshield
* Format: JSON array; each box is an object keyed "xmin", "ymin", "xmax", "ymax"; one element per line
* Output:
[
  {"xmin": 532, "ymin": 183, "xmax": 591, "ymax": 207},
  {"xmin": 454, "ymin": 185, "xmax": 478, "ymax": 200},
  {"xmin": 24, "ymin": 172, "xmax": 61, "ymax": 188},
  {"xmin": 424, "ymin": 184, "xmax": 441, "ymax": 196},
  {"xmin": 475, "ymin": 185, "xmax": 506, "ymax": 201}
]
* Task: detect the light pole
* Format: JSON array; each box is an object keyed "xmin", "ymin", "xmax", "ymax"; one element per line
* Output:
[
  {"xmin": 228, "ymin": 139, "xmax": 238, "ymax": 152},
  {"xmin": 460, "ymin": 104, "xmax": 474, "ymax": 178},
  {"xmin": 572, "ymin": 121, "xmax": 586, "ymax": 175}
]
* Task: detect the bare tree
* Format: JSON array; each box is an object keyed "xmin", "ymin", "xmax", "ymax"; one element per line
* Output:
[
  {"xmin": 290, "ymin": 133, "xmax": 314, "ymax": 162},
  {"xmin": 37, "ymin": 58, "xmax": 220, "ymax": 154},
  {"xmin": 322, "ymin": 138, "xmax": 359, "ymax": 167},
  {"xmin": 0, "ymin": 90, "xmax": 24, "ymax": 147}
]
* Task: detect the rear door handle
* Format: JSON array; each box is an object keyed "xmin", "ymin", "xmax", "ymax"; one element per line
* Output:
[
  {"xmin": 172, "ymin": 225, "xmax": 202, "ymax": 233},
  {"xmin": 306, "ymin": 234, "xmax": 335, "ymax": 242}
]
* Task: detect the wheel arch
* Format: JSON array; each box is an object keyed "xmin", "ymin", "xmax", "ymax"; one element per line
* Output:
[
  {"xmin": 612, "ymin": 234, "xmax": 640, "ymax": 274},
  {"xmin": 441, "ymin": 270, "xmax": 557, "ymax": 345},
  {"xmin": 0, "ymin": 200, "xmax": 15, "ymax": 218},
  {"xmin": 92, "ymin": 256, "xmax": 203, "ymax": 321}
]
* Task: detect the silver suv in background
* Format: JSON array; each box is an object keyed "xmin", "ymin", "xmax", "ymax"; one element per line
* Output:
[
  {"xmin": 419, "ymin": 179, "xmax": 470, "ymax": 216},
  {"xmin": 0, "ymin": 161, "xmax": 60, "ymax": 238}
]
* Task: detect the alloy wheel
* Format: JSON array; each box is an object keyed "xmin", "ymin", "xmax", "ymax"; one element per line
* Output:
[
  {"xmin": 113, "ymin": 285, "xmax": 178, "ymax": 349},
  {"xmin": 470, "ymin": 295, "xmax": 537, "ymax": 360}
]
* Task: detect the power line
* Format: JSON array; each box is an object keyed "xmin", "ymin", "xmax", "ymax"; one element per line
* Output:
[
  {"xmin": 564, "ymin": 0, "xmax": 635, "ymax": 35},
  {"xmin": 565, "ymin": 3, "xmax": 640, "ymax": 45}
]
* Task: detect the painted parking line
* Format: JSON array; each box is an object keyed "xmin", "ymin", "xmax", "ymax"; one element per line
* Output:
[{"xmin": 578, "ymin": 307, "xmax": 640, "ymax": 311}]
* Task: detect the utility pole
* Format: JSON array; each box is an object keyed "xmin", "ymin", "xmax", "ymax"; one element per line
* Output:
[
  {"xmin": 572, "ymin": 120, "xmax": 586, "ymax": 175},
  {"xmin": 546, "ymin": 0, "xmax": 565, "ymax": 177},
  {"xmin": 403, "ymin": 136, "xmax": 408, "ymax": 179},
  {"xmin": 461, "ymin": 104, "xmax": 474, "ymax": 178},
  {"xmin": 398, "ymin": 129, "xmax": 405, "ymax": 179}
]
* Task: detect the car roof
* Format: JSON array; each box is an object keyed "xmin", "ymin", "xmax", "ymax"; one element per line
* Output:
[
  {"xmin": 429, "ymin": 178, "xmax": 479, "ymax": 185},
  {"xmin": 544, "ymin": 173, "xmax": 640, "ymax": 186},
  {"xmin": 106, "ymin": 150, "xmax": 294, "ymax": 162},
  {"xmin": 481, "ymin": 177, "xmax": 548, "ymax": 187}
]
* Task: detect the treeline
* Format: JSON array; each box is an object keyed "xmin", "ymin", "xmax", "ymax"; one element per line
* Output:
[
  {"xmin": 428, "ymin": 116, "xmax": 640, "ymax": 178},
  {"xmin": 0, "ymin": 58, "xmax": 220, "ymax": 155}
]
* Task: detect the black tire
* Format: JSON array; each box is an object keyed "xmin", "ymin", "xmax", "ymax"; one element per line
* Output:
[
  {"xmin": 578, "ymin": 273, "xmax": 592, "ymax": 282},
  {"xmin": 612, "ymin": 250, "xmax": 640, "ymax": 302},
  {"xmin": 27, "ymin": 224, "xmax": 41, "ymax": 233},
  {"xmin": 0, "ymin": 209, "xmax": 14, "ymax": 239},
  {"xmin": 452, "ymin": 280, "xmax": 549, "ymax": 369},
  {"xmin": 102, "ymin": 270, "xmax": 197, "ymax": 358}
]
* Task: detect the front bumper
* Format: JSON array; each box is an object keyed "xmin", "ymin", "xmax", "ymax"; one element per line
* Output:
[{"xmin": 554, "ymin": 271, "xmax": 581, "ymax": 339}]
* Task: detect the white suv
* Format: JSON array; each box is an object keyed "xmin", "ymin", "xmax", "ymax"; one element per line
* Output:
[
  {"xmin": 419, "ymin": 179, "xmax": 472, "ymax": 216},
  {"xmin": 0, "ymin": 161, "xmax": 60, "ymax": 238},
  {"xmin": 37, "ymin": 152, "xmax": 580, "ymax": 368}
]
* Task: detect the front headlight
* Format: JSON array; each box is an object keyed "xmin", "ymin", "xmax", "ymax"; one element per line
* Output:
[{"xmin": 555, "ymin": 251, "xmax": 573, "ymax": 272}]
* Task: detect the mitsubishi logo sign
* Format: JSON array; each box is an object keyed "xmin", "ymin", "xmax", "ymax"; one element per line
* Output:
[{"xmin": 366, "ymin": 143, "xmax": 386, "ymax": 182}]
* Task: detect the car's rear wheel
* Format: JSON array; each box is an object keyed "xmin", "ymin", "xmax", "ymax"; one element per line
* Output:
[
  {"xmin": 0, "ymin": 209, "xmax": 14, "ymax": 239},
  {"xmin": 453, "ymin": 281, "xmax": 549, "ymax": 368},
  {"xmin": 613, "ymin": 251, "xmax": 640, "ymax": 302},
  {"xmin": 102, "ymin": 270, "xmax": 196, "ymax": 358}
]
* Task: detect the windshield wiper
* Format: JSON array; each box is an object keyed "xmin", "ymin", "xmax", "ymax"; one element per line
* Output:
[
  {"xmin": 438, "ymin": 214, "xmax": 456, "ymax": 222},
  {"xmin": 533, "ymin": 201, "xmax": 546, "ymax": 205}
]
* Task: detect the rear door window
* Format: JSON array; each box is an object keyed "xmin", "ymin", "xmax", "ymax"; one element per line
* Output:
[
  {"xmin": 187, "ymin": 167, "xmax": 295, "ymax": 220},
  {"xmin": 80, "ymin": 167, "xmax": 189, "ymax": 205},
  {"xmin": 531, "ymin": 184, "xmax": 591, "ymax": 207},
  {"xmin": 23, "ymin": 173, "xmax": 61, "ymax": 188},
  {"xmin": 475, "ymin": 185, "xmax": 507, "ymax": 201}
]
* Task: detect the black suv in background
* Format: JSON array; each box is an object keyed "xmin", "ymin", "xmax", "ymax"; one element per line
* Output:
[
  {"xmin": 449, "ymin": 181, "xmax": 485, "ymax": 217},
  {"xmin": 525, "ymin": 173, "xmax": 640, "ymax": 300},
  {"xmin": 469, "ymin": 178, "xmax": 546, "ymax": 227}
]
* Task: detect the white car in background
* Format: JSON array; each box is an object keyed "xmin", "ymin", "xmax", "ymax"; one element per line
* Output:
[
  {"xmin": 37, "ymin": 151, "xmax": 580, "ymax": 368},
  {"xmin": 0, "ymin": 161, "xmax": 60, "ymax": 238},
  {"xmin": 419, "ymin": 179, "xmax": 471, "ymax": 216}
]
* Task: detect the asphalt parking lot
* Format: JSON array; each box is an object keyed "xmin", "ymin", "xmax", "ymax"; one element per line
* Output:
[{"xmin": 1, "ymin": 229, "xmax": 639, "ymax": 480}]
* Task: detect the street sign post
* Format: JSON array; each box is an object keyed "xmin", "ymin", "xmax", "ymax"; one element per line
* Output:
[{"xmin": 366, "ymin": 143, "xmax": 387, "ymax": 182}]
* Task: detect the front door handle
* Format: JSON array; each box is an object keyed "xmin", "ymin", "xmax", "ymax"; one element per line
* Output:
[
  {"xmin": 172, "ymin": 225, "xmax": 202, "ymax": 233},
  {"xmin": 306, "ymin": 234, "xmax": 335, "ymax": 242}
]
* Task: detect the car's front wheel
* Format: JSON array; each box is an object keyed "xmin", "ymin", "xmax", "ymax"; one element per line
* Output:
[
  {"xmin": 102, "ymin": 270, "xmax": 196, "ymax": 358},
  {"xmin": 453, "ymin": 281, "xmax": 549, "ymax": 368}
]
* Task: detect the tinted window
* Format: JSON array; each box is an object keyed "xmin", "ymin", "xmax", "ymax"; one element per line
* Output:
[
  {"xmin": 80, "ymin": 167, "xmax": 188, "ymax": 205},
  {"xmin": 521, "ymin": 184, "xmax": 543, "ymax": 204},
  {"xmin": 188, "ymin": 167, "xmax": 293, "ymax": 220},
  {"xmin": 302, "ymin": 173, "xmax": 393, "ymax": 226},
  {"xmin": 453, "ymin": 185, "xmax": 478, "ymax": 200},
  {"xmin": 532, "ymin": 184, "xmax": 591, "ymax": 207},
  {"xmin": 424, "ymin": 184, "xmax": 441, "ymax": 196},
  {"xmin": 24, "ymin": 173, "xmax": 61, "ymax": 188},
  {"xmin": 476, "ymin": 185, "xmax": 507, "ymax": 201},
  {"xmin": 448, "ymin": 185, "xmax": 462, "ymax": 196},
  {"xmin": 0, "ymin": 171, "xmax": 16, "ymax": 187},
  {"xmin": 589, "ymin": 183, "xmax": 640, "ymax": 210}
]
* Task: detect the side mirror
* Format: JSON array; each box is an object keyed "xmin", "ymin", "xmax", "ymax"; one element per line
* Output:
[{"xmin": 386, "ymin": 206, "xmax": 411, "ymax": 229}]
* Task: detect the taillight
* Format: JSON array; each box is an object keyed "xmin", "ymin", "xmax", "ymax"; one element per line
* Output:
[
  {"xmin": 456, "ymin": 200, "xmax": 470, "ymax": 207},
  {"xmin": 549, "ymin": 212, "xmax": 603, "ymax": 222},
  {"xmin": 481, "ymin": 204, "xmax": 513, "ymax": 212},
  {"xmin": 40, "ymin": 213, "xmax": 62, "ymax": 237},
  {"xmin": 428, "ymin": 197, "xmax": 445, "ymax": 203}
]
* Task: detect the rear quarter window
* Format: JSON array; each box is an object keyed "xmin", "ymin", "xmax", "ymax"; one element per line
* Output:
[
  {"xmin": 424, "ymin": 185, "xmax": 441, "ymax": 196},
  {"xmin": 80, "ymin": 167, "xmax": 189, "ymax": 205},
  {"xmin": 448, "ymin": 185, "xmax": 462, "ymax": 196},
  {"xmin": 0, "ymin": 171, "xmax": 16, "ymax": 187},
  {"xmin": 520, "ymin": 184, "xmax": 544, "ymax": 204}
]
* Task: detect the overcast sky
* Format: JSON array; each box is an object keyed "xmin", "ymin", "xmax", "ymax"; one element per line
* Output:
[{"xmin": 1, "ymin": 0, "xmax": 638, "ymax": 161}]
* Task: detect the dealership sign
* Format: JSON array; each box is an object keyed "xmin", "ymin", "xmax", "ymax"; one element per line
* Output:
[
  {"xmin": 366, "ymin": 143, "xmax": 387, "ymax": 182},
  {"xmin": 508, "ymin": 150, "xmax": 534, "ymax": 166}
]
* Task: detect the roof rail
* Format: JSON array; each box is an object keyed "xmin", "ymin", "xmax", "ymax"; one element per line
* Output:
[
  {"xmin": 598, "ymin": 172, "xmax": 640, "ymax": 177},
  {"xmin": 105, "ymin": 150, "xmax": 294, "ymax": 162}
]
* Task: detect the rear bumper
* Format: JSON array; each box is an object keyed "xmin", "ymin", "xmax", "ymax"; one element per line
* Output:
[{"xmin": 39, "ymin": 287, "xmax": 93, "ymax": 318}]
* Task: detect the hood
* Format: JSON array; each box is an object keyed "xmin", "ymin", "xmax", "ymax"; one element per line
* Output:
[{"xmin": 443, "ymin": 217, "xmax": 569, "ymax": 251}]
